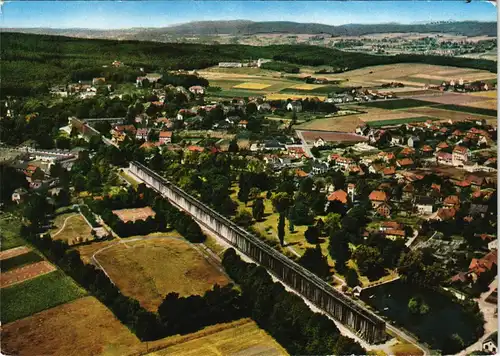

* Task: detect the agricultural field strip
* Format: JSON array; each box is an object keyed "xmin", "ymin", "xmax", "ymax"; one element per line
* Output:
[
  {"xmin": 1, "ymin": 251, "xmax": 44, "ymax": 273},
  {"xmin": 0, "ymin": 246, "xmax": 31, "ymax": 260},
  {"xmin": 1, "ymin": 261, "xmax": 57, "ymax": 288}
]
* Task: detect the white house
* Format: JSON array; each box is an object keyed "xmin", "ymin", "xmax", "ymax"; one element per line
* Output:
[
  {"xmin": 488, "ymin": 239, "xmax": 497, "ymax": 251},
  {"xmin": 407, "ymin": 136, "xmax": 420, "ymax": 148},
  {"xmin": 482, "ymin": 333, "xmax": 498, "ymax": 355},
  {"xmin": 314, "ymin": 137, "xmax": 326, "ymax": 147},
  {"xmin": 415, "ymin": 196, "xmax": 434, "ymax": 215},
  {"xmin": 286, "ymin": 101, "xmax": 302, "ymax": 112},
  {"xmin": 11, "ymin": 188, "xmax": 28, "ymax": 204},
  {"xmin": 189, "ymin": 86, "xmax": 205, "ymax": 95},
  {"xmin": 390, "ymin": 136, "xmax": 403, "ymax": 146}
]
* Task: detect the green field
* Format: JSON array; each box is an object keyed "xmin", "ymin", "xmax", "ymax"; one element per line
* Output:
[
  {"xmin": 1, "ymin": 251, "xmax": 43, "ymax": 272},
  {"xmin": 360, "ymin": 98, "xmax": 435, "ymax": 110},
  {"xmin": 1, "ymin": 270, "xmax": 87, "ymax": 324},
  {"xmin": 0, "ymin": 214, "xmax": 25, "ymax": 251},
  {"xmin": 367, "ymin": 116, "xmax": 437, "ymax": 127},
  {"xmin": 435, "ymin": 104, "xmax": 497, "ymax": 117}
]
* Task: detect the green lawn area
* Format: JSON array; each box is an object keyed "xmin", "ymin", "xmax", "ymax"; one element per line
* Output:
[
  {"xmin": 367, "ymin": 116, "xmax": 437, "ymax": 127},
  {"xmin": 1, "ymin": 270, "xmax": 87, "ymax": 324},
  {"xmin": 119, "ymin": 170, "xmax": 139, "ymax": 188},
  {"xmin": 0, "ymin": 213, "xmax": 26, "ymax": 251},
  {"xmin": 360, "ymin": 98, "xmax": 436, "ymax": 110},
  {"xmin": 435, "ymin": 104, "xmax": 497, "ymax": 117},
  {"xmin": 1, "ymin": 251, "xmax": 43, "ymax": 272}
]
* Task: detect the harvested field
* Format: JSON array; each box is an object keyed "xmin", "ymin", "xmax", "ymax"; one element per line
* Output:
[
  {"xmin": 51, "ymin": 213, "xmax": 93, "ymax": 245},
  {"xmin": 1, "ymin": 296, "xmax": 141, "ymax": 356},
  {"xmin": 469, "ymin": 90, "xmax": 497, "ymax": 98},
  {"xmin": 1, "ymin": 270, "xmax": 86, "ymax": 323},
  {"xmin": 266, "ymin": 93, "xmax": 326, "ymax": 100},
  {"xmin": 148, "ymin": 318, "xmax": 288, "ymax": 356},
  {"xmin": 112, "ymin": 206, "xmax": 156, "ymax": 223},
  {"xmin": 1, "ymin": 261, "xmax": 56, "ymax": 288},
  {"xmin": 376, "ymin": 79, "xmax": 426, "ymax": 88},
  {"xmin": 345, "ymin": 106, "xmax": 425, "ymax": 123},
  {"xmin": 95, "ymin": 237, "xmax": 230, "ymax": 311},
  {"xmin": 289, "ymin": 83, "xmax": 325, "ymax": 90},
  {"xmin": 412, "ymin": 92, "xmax": 492, "ymax": 105},
  {"xmin": 1, "ymin": 251, "xmax": 43, "ymax": 272},
  {"xmin": 458, "ymin": 99, "xmax": 497, "ymax": 110},
  {"xmin": 298, "ymin": 130, "xmax": 368, "ymax": 143},
  {"xmin": 296, "ymin": 115, "xmax": 365, "ymax": 132},
  {"xmin": 0, "ymin": 246, "xmax": 31, "ymax": 260},
  {"xmin": 368, "ymin": 117, "xmax": 436, "ymax": 127},
  {"xmin": 233, "ymin": 82, "xmax": 271, "ymax": 90}
]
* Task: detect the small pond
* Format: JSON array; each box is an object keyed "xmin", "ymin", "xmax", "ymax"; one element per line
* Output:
[{"xmin": 360, "ymin": 280, "xmax": 483, "ymax": 353}]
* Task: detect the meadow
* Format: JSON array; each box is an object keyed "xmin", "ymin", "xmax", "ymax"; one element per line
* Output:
[{"xmin": 94, "ymin": 238, "xmax": 230, "ymax": 311}]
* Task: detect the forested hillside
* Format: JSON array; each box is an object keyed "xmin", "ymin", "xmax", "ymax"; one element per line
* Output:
[{"xmin": 1, "ymin": 32, "xmax": 496, "ymax": 97}]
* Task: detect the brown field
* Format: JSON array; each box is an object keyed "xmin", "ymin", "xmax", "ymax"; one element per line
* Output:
[
  {"xmin": 411, "ymin": 92, "xmax": 493, "ymax": 105},
  {"xmin": 147, "ymin": 318, "xmax": 288, "ymax": 356},
  {"xmin": 298, "ymin": 130, "xmax": 368, "ymax": 143},
  {"xmin": 0, "ymin": 246, "xmax": 31, "ymax": 260},
  {"xmin": 0, "ymin": 261, "xmax": 56, "ymax": 288},
  {"xmin": 95, "ymin": 238, "xmax": 230, "ymax": 311},
  {"xmin": 75, "ymin": 239, "xmax": 119, "ymax": 264},
  {"xmin": 1, "ymin": 297, "xmax": 284, "ymax": 356},
  {"xmin": 297, "ymin": 115, "xmax": 366, "ymax": 132},
  {"xmin": 458, "ymin": 99, "xmax": 497, "ymax": 110},
  {"xmin": 112, "ymin": 206, "xmax": 156, "ymax": 223},
  {"xmin": 404, "ymin": 106, "xmax": 494, "ymax": 122},
  {"xmin": 51, "ymin": 214, "xmax": 93, "ymax": 245}
]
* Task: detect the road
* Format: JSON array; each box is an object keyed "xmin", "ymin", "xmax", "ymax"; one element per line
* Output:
[{"xmin": 295, "ymin": 130, "xmax": 313, "ymax": 158}]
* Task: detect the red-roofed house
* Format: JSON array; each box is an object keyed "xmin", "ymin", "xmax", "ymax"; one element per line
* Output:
[
  {"xmin": 380, "ymin": 221, "xmax": 402, "ymax": 231},
  {"xmin": 369, "ymin": 190, "xmax": 388, "ymax": 208},
  {"xmin": 436, "ymin": 142, "xmax": 449, "ymax": 151},
  {"xmin": 376, "ymin": 203, "xmax": 391, "ymax": 217},
  {"xmin": 295, "ymin": 169, "xmax": 308, "ymax": 178},
  {"xmin": 136, "ymin": 128, "xmax": 150, "ymax": 141},
  {"xmin": 400, "ymin": 147, "xmax": 415, "ymax": 156},
  {"xmin": 444, "ymin": 195, "xmax": 460, "ymax": 207},
  {"xmin": 397, "ymin": 158, "xmax": 414, "ymax": 168},
  {"xmin": 328, "ymin": 190, "xmax": 348, "ymax": 204},
  {"xmin": 436, "ymin": 151, "xmax": 453, "ymax": 165},
  {"xmin": 159, "ymin": 131, "xmax": 172, "ymax": 144},
  {"xmin": 383, "ymin": 166, "xmax": 396, "ymax": 176},
  {"xmin": 469, "ymin": 250, "xmax": 497, "ymax": 281},
  {"xmin": 385, "ymin": 229, "xmax": 406, "ymax": 240},
  {"xmin": 421, "ymin": 145, "xmax": 434, "ymax": 156},
  {"xmin": 452, "ymin": 145, "xmax": 470, "ymax": 166},
  {"xmin": 431, "ymin": 207, "xmax": 456, "ymax": 221},
  {"xmin": 187, "ymin": 145, "xmax": 205, "ymax": 152}
]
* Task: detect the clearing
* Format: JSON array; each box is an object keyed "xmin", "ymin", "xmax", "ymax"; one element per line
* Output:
[
  {"xmin": 50, "ymin": 213, "xmax": 93, "ymax": 245},
  {"xmin": 94, "ymin": 237, "xmax": 230, "ymax": 311},
  {"xmin": 1, "ymin": 270, "xmax": 86, "ymax": 323}
]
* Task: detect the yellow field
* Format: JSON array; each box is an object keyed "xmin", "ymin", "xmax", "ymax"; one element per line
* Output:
[
  {"xmin": 147, "ymin": 318, "xmax": 288, "ymax": 356},
  {"xmin": 469, "ymin": 90, "xmax": 498, "ymax": 98},
  {"xmin": 459, "ymin": 99, "xmax": 497, "ymax": 110},
  {"xmin": 95, "ymin": 238, "xmax": 229, "ymax": 311},
  {"xmin": 233, "ymin": 82, "xmax": 271, "ymax": 90},
  {"xmin": 289, "ymin": 83, "xmax": 326, "ymax": 90}
]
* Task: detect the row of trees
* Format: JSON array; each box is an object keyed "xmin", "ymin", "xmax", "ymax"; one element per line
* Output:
[{"xmin": 222, "ymin": 248, "xmax": 365, "ymax": 355}]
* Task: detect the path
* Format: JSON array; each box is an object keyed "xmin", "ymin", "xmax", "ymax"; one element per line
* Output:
[
  {"xmin": 458, "ymin": 276, "xmax": 498, "ymax": 356},
  {"xmin": 405, "ymin": 228, "xmax": 419, "ymax": 248},
  {"xmin": 295, "ymin": 130, "xmax": 313, "ymax": 158},
  {"xmin": 52, "ymin": 214, "xmax": 78, "ymax": 237}
]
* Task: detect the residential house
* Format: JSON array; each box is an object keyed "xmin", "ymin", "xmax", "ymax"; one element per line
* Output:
[
  {"xmin": 385, "ymin": 229, "xmax": 406, "ymax": 241},
  {"xmin": 287, "ymin": 146, "xmax": 307, "ymax": 159},
  {"xmin": 415, "ymin": 196, "xmax": 434, "ymax": 215},
  {"xmin": 369, "ymin": 190, "xmax": 388, "ymax": 208},
  {"xmin": 135, "ymin": 128, "xmax": 150, "ymax": 141},
  {"xmin": 159, "ymin": 131, "xmax": 172, "ymax": 145},
  {"xmin": 436, "ymin": 141, "xmax": 449, "ymax": 151},
  {"xmin": 397, "ymin": 158, "xmax": 414, "ymax": 169},
  {"xmin": 347, "ymin": 183, "xmax": 356, "ymax": 201},
  {"xmin": 239, "ymin": 120, "xmax": 248, "ymax": 129},
  {"xmin": 92, "ymin": 77, "xmax": 106, "ymax": 86},
  {"xmin": 465, "ymin": 174, "xmax": 485, "ymax": 189},
  {"xmin": 314, "ymin": 137, "xmax": 326, "ymax": 147},
  {"xmin": 436, "ymin": 151, "xmax": 453, "ymax": 166},
  {"xmin": 11, "ymin": 188, "xmax": 28, "ymax": 204},
  {"xmin": 469, "ymin": 250, "xmax": 498, "ymax": 282},
  {"xmin": 295, "ymin": 169, "xmax": 308, "ymax": 178},
  {"xmin": 488, "ymin": 239, "xmax": 498, "ymax": 251},
  {"xmin": 112, "ymin": 125, "xmax": 136, "ymax": 142},
  {"xmin": 187, "ymin": 145, "xmax": 205, "ymax": 153},
  {"xmin": 482, "ymin": 332, "xmax": 498, "ymax": 355},
  {"xmin": 402, "ymin": 184, "xmax": 415, "ymax": 201},
  {"xmin": 390, "ymin": 135, "xmax": 403, "ymax": 146},
  {"xmin": 369, "ymin": 163, "xmax": 385, "ymax": 175},
  {"xmin": 312, "ymin": 161, "xmax": 329, "ymax": 175},
  {"xmin": 189, "ymin": 86, "xmax": 205, "ymax": 95},
  {"xmin": 257, "ymin": 103, "xmax": 271, "ymax": 112},
  {"xmin": 286, "ymin": 101, "xmax": 302, "ymax": 112},
  {"xmin": 24, "ymin": 164, "xmax": 45, "ymax": 182},
  {"xmin": 327, "ymin": 190, "xmax": 348, "ymax": 204},
  {"xmin": 431, "ymin": 207, "xmax": 456, "ymax": 221},
  {"xmin": 399, "ymin": 147, "xmax": 415, "ymax": 156},
  {"xmin": 334, "ymin": 157, "xmax": 354, "ymax": 171},
  {"xmin": 263, "ymin": 140, "xmax": 286, "ymax": 151},
  {"xmin": 376, "ymin": 202, "xmax": 391, "ymax": 217},
  {"xmin": 443, "ymin": 195, "xmax": 460, "ymax": 208},
  {"xmin": 407, "ymin": 136, "xmax": 420, "ymax": 148},
  {"xmin": 452, "ymin": 145, "xmax": 470, "ymax": 166},
  {"xmin": 379, "ymin": 221, "xmax": 402, "ymax": 232},
  {"xmin": 383, "ymin": 166, "xmax": 396, "ymax": 177},
  {"xmin": 420, "ymin": 145, "xmax": 434, "ymax": 156},
  {"xmin": 140, "ymin": 141, "xmax": 160, "ymax": 150}
]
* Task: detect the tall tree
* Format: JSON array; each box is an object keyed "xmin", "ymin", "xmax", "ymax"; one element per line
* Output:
[
  {"xmin": 252, "ymin": 198, "xmax": 265, "ymax": 221},
  {"xmin": 278, "ymin": 213, "xmax": 286, "ymax": 246}
]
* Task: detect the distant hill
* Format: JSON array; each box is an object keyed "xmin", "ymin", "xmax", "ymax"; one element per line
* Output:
[{"xmin": 3, "ymin": 20, "xmax": 497, "ymax": 41}]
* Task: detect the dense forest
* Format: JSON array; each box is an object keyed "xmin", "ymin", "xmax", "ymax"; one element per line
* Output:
[{"xmin": 1, "ymin": 32, "xmax": 496, "ymax": 97}]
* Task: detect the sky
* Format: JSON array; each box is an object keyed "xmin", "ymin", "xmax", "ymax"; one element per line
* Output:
[{"xmin": 1, "ymin": 1, "xmax": 497, "ymax": 29}]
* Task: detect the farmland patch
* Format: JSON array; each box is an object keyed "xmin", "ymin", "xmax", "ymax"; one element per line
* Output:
[
  {"xmin": 359, "ymin": 99, "xmax": 435, "ymax": 110},
  {"xmin": 233, "ymin": 82, "xmax": 272, "ymax": 90},
  {"xmin": 1, "ymin": 251, "xmax": 43, "ymax": 273}
]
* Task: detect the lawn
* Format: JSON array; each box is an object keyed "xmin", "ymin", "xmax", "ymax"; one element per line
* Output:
[
  {"xmin": 1, "ymin": 251, "xmax": 43, "ymax": 272},
  {"xmin": 50, "ymin": 213, "xmax": 93, "ymax": 245},
  {"xmin": 94, "ymin": 237, "xmax": 230, "ymax": 311},
  {"xmin": 0, "ymin": 213, "xmax": 26, "ymax": 251},
  {"xmin": 148, "ymin": 318, "xmax": 288, "ymax": 356},
  {"xmin": 359, "ymin": 99, "xmax": 436, "ymax": 110},
  {"xmin": 435, "ymin": 103, "xmax": 497, "ymax": 117},
  {"xmin": 1, "ymin": 270, "xmax": 87, "ymax": 324},
  {"xmin": 367, "ymin": 116, "xmax": 437, "ymax": 127}
]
